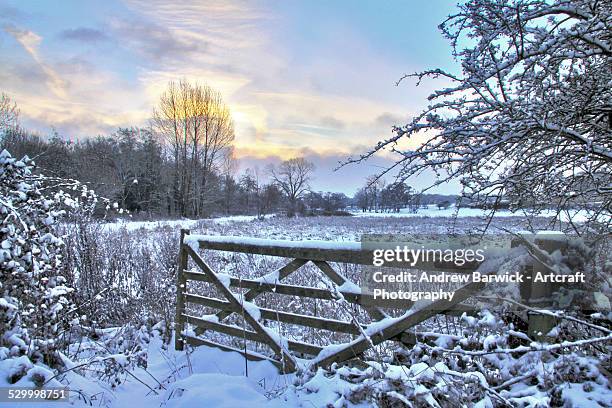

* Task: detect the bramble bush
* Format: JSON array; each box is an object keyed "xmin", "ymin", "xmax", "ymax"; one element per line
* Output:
[{"xmin": 0, "ymin": 149, "xmax": 104, "ymax": 367}]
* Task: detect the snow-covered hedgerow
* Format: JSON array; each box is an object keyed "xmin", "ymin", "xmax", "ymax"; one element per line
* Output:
[
  {"xmin": 0, "ymin": 150, "xmax": 98, "ymax": 368},
  {"xmin": 293, "ymin": 309, "xmax": 611, "ymax": 407}
]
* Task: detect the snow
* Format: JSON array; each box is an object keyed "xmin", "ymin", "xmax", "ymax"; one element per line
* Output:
[
  {"xmin": 148, "ymin": 343, "xmax": 290, "ymax": 407},
  {"xmin": 200, "ymin": 314, "xmax": 220, "ymax": 323},
  {"xmin": 46, "ymin": 286, "xmax": 74, "ymax": 297},
  {"xmin": 350, "ymin": 204, "xmax": 591, "ymax": 222},
  {"xmin": 0, "ymin": 335, "xmax": 295, "ymax": 408},
  {"xmin": 184, "ymin": 235, "xmax": 362, "ymax": 251},
  {"xmin": 534, "ymin": 230, "xmax": 567, "ymax": 241},
  {"xmin": 215, "ymin": 272, "xmax": 232, "ymax": 289},
  {"xmin": 162, "ymin": 373, "xmax": 272, "ymax": 408},
  {"xmin": 336, "ymin": 281, "xmax": 361, "ymax": 294},
  {"xmin": 254, "ymin": 269, "xmax": 280, "ymax": 284},
  {"xmin": 2, "ymin": 230, "xmax": 609, "ymax": 408},
  {"xmin": 311, "ymin": 342, "xmax": 348, "ymax": 365},
  {"xmin": 101, "ymin": 213, "xmax": 276, "ymax": 232},
  {"xmin": 241, "ymin": 300, "xmax": 262, "ymax": 322}
]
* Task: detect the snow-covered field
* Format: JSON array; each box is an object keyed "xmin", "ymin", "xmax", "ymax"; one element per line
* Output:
[
  {"xmin": 2, "ymin": 212, "xmax": 609, "ymax": 408},
  {"xmin": 101, "ymin": 205, "xmax": 559, "ymax": 240},
  {"xmin": 0, "ymin": 331, "xmax": 302, "ymax": 408},
  {"xmin": 350, "ymin": 205, "xmax": 591, "ymax": 223},
  {"xmin": 101, "ymin": 213, "xmax": 276, "ymax": 232},
  {"xmin": 100, "ymin": 204, "xmax": 589, "ymax": 233}
]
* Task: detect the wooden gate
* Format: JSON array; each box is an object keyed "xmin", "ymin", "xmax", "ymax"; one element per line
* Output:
[{"xmin": 174, "ymin": 229, "xmax": 561, "ymax": 373}]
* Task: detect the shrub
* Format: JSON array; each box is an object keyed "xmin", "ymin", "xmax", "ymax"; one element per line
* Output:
[{"xmin": 0, "ymin": 150, "xmax": 97, "ymax": 367}]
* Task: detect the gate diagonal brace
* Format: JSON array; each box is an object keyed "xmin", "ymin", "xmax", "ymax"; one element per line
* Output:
[
  {"xmin": 313, "ymin": 260, "xmax": 387, "ymax": 321},
  {"xmin": 310, "ymin": 280, "xmax": 484, "ymax": 369},
  {"xmin": 185, "ymin": 246, "xmax": 298, "ymax": 373}
]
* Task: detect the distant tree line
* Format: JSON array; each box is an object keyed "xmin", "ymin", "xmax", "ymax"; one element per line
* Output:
[
  {"xmin": 303, "ymin": 191, "xmax": 350, "ymax": 215},
  {"xmin": 354, "ymin": 178, "xmax": 417, "ymax": 213},
  {"xmin": 352, "ymin": 176, "xmax": 463, "ymax": 213},
  {"xmin": 0, "ymin": 125, "xmax": 325, "ymax": 218},
  {"xmin": 0, "ymin": 83, "xmax": 325, "ymax": 219}
]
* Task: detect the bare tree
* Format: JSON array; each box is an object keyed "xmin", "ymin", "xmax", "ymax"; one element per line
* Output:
[
  {"xmin": 220, "ymin": 147, "xmax": 238, "ymax": 215},
  {"xmin": 152, "ymin": 79, "xmax": 235, "ymax": 217},
  {"xmin": 364, "ymin": 175, "xmax": 385, "ymax": 212},
  {"xmin": 0, "ymin": 93, "xmax": 19, "ymax": 133},
  {"xmin": 346, "ymin": 0, "xmax": 611, "ymax": 232},
  {"xmin": 270, "ymin": 157, "xmax": 314, "ymax": 216},
  {"xmin": 221, "ymin": 146, "xmax": 238, "ymax": 179}
]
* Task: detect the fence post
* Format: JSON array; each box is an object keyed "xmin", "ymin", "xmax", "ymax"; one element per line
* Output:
[
  {"xmin": 512, "ymin": 236, "xmax": 533, "ymax": 304},
  {"xmin": 528, "ymin": 234, "xmax": 565, "ymax": 340},
  {"xmin": 175, "ymin": 228, "xmax": 190, "ymax": 351}
]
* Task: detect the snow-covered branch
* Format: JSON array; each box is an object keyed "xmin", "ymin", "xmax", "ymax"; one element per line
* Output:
[{"xmin": 345, "ymin": 0, "xmax": 611, "ymax": 232}]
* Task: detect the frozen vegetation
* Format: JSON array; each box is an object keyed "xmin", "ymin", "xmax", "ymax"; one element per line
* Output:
[{"xmin": 3, "ymin": 200, "xmax": 610, "ymax": 407}]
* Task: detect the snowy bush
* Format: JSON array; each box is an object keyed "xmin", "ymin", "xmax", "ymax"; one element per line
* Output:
[
  {"xmin": 292, "ymin": 309, "xmax": 611, "ymax": 407},
  {"xmin": 0, "ymin": 151, "xmax": 157, "ymax": 394},
  {"xmin": 69, "ymin": 322, "xmax": 157, "ymax": 389},
  {"xmin": 58, "ymin": 223, "xmax": 179, "ymax": 343},
  {"xmin": 0, "ymin": 150, "xmax": 98, "ymax": 367}
]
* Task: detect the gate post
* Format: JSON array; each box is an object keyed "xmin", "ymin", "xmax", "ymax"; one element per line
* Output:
[
  {"xmin": 528, "ymin": 234, "xmax": 566, "ymax": 340},
  {"xmin": 512, "ymin": 235, "xmax": 533, "ymax": 305},
  {"xmin": 175, "ymin": 228, "xmax": 190, "ymax": 351}
]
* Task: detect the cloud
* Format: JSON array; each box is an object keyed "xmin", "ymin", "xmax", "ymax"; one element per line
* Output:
[
  {"xmin": 109, "ymin": 18, "xmax": 207, "ymax": 63},
  {"xmin": 0, "ymin": 27, "xmax": 150, "ymax": 138},
  {"xmin": 4, "ymin": 25, "xmax": 41, "ymax": 58},
  {"xmin": 59, "ymin": 27, "xmax": 108, "ymax": 43},
  {"xmin": 0, "ymin": 2, "xmax": 262, "ymax": 141},
  {"xmin": 319, "ymin": 116, "xmax": 345, "ymax": 130},
  {"xmin": 1, "ymin": 0, "xmax": 433, "ymax": 182},
  {"xmin": 3, "ymin": 25, "xmax": 68, "ymax": 98},
  {"xmin": 52, "ymin": 1, "xmax": 397, "ymax": 161},
  {"xmin": 0, "ymin": 62, "xmax": 49, "ymax": 89},
  {"xmin": 375, "ymin": 112, "xmax": 408, "ymax": 128}
]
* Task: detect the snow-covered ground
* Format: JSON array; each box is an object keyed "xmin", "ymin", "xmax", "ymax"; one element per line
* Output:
[
  {"xmin": 0, "ymin": 336, "xmax": 274, "ymax": 408},
  {"xmin": 101, "ymin": 213, "xmax": 276, "ymax": 231},
  {"xmin": 3, "ymin": 330, "xmax": 609, "ymax": 408},
  {"xmin": 100, "ymin": 205, "xmax": 589, "ymax": 233},
  {"xmin": 0, "ymin": 333, "xmax": 350, "ymax": 408},
  {"xmin": 350, "ymin": 204, "xmax": 590, "ymax": 222},
  {"xmin": 99, "ymin": 336, "xmax": 297, "ymax": 408}
]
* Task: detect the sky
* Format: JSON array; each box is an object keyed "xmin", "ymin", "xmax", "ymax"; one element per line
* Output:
[{"xmin": 0, "ymin": 0, "xmax": 460, "ymax": 195}]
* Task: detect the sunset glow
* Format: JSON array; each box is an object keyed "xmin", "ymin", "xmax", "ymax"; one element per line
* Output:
[{"xmin": 1, "ymin": 0, "xmax": 457, "ymax": 191}]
